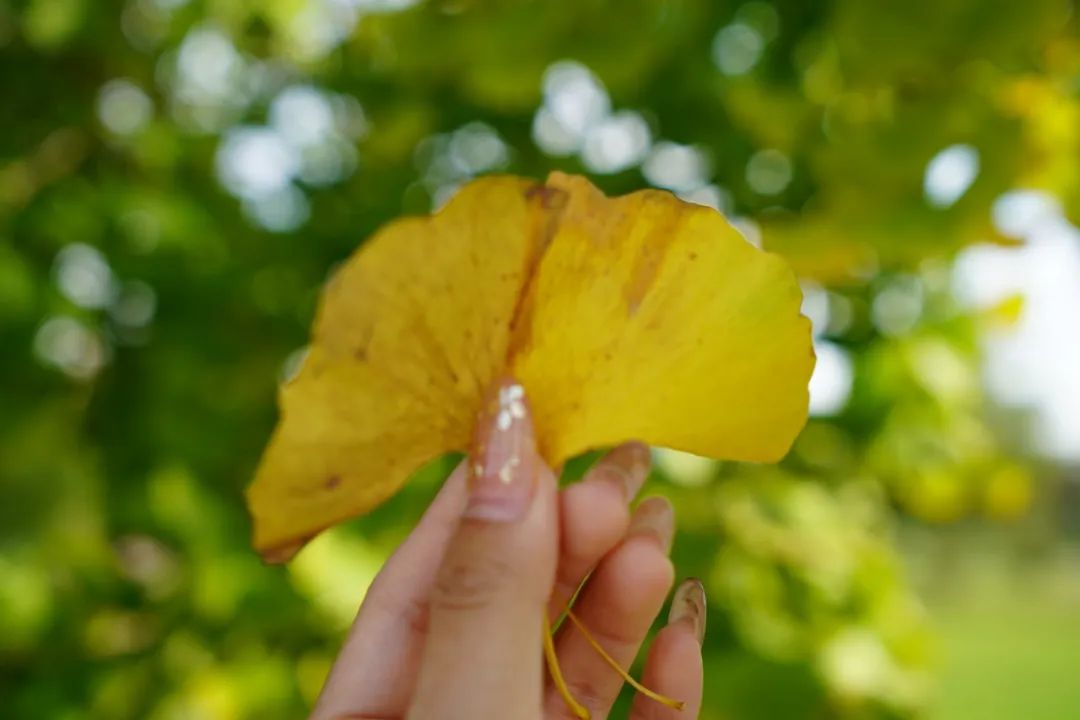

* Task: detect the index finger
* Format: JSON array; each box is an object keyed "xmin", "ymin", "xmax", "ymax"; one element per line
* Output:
[{"xmin": 310, "ymin": 461, "xmax": 468, "ymax": 720}]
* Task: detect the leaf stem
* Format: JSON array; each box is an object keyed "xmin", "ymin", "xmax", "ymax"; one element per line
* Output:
[
  {"xmin": 543, "ymin": 613, "xmax": 591, "ymax": 719},
  {"xmin": 565, "ymin": 609, "xmax": 685, "ymax": 711}
]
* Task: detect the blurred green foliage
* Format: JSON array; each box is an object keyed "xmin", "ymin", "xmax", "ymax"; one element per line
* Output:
[{"xmin": 2, "ymin": 0, "xmax": 1079, "ymax": 718}]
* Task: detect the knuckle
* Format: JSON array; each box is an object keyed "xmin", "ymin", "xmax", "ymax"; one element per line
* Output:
[
  {"xmin": 585, "ymin": 622, "xmax": 635, "ymax": 656},
  {"xmin": 398, "ymin": 593, "xmax": 431, "ymax": 636},
  {"xmin": 362, "ymin": 579, "xmax": 431, "ymax": 637},
  {"xmin": 432, "ymin": 554, "xmax": 513, "ymax": 613}
]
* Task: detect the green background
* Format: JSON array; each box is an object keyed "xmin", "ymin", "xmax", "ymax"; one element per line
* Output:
[{"xmin": 2, "ymin": 0, "xmax": 1080, "ymax": 718}]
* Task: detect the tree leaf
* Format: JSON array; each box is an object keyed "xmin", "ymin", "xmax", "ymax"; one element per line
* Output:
[
  {"xmin": 247, "ymin": 173, "xmax": 813, "ymax": 561},
  {"xmin": 246, "ymin": 176, "xmax": 552, "ymax": 560},
  {"xmin": 513, "ymin": 172, "xmax": 814, "ymax": 466}
]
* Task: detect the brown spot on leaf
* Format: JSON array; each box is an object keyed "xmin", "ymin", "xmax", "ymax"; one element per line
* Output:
[
  {"xmin": 625, "ymin": 243, "xmax": 664, "ymax": 315},
  {"xmin": 324, "ymin": 474, "xmax": 342, "ymax": 490},
  {"xmin": 624, "ymin": 212, "xmax": 683, "ymax": 315},
  {"xmin": 525, "ymin": 183, "xmax": 567, "ymax": 211}
]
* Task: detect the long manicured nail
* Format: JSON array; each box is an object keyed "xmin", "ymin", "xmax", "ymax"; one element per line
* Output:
[
  {"xmin": 627, "ymin": 496, "xmax": 674, "ymax": 553},
  {"xmin": 464, "ymin": 378, "xmax": 538, "ymax": 522},
  {"xmin": 668, "ymin": 578, "xmax": 707, "ymax": 645},
  {"xmin": 596, "ymin": 441, "xmax": 650, "ymax": 500}
]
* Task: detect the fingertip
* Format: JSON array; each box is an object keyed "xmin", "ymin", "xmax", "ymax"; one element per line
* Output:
[
  {"xmin": 589, "ymin": 441, "xmax": 652, "ymax": 501},
  {"xmin": 560, "ymin": 478, "xmax": 632, "ymax": 560},
  {"xmin": 667, "ymin": 577, "xmax": 706, "ymax": 646},
  {"xmin": 594, "ymin": 532, "xmax": 676, "ymax": 617},
  {"xmin": 630, "ymin": 616, "xmax": 704, "ymax": 720},
  {"xmin": 627, "ymin": 496, "xmax": 675, "ymax": 554},
  {"xmin": 642, "ymin": 621, "xmax": 704, "ymax": 714},
  {"xmin": 463, "ymin": 378, "xmax": 543, "ymax": 523}
]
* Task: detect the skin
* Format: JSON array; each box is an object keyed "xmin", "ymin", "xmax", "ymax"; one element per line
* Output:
[{"xmin": 309, "ymin": 384, "xmax": 704, "ymax": 720}]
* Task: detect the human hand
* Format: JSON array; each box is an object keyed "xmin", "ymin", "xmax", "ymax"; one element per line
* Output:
[{"xmin": 309, "ymin": 379, "xmax": 706, "ymax": 720}]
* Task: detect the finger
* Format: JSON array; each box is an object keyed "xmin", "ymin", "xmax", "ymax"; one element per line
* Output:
[
  {"xmin": 549, "ymin": 442, "xmax": 650, "ymax": 618},
  {"xmin": 314, "ymin": 442, "xmax": 649, "ymax": 720},
  {"xmin": 544, "ymin": 497, "xmax": 675, "ymax": 719},
  {"xmin": 311, "ymin": 461, "xmax": 469, "ymax": 720},
  {"xmin": 407, "ymin": 379, "xmax": 558, "ymax": 720},
  {"xmin": 629, "ymin": 579, "xmax": 706, "ymax": 720}
]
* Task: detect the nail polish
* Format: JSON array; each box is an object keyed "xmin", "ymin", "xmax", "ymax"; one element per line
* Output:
[
  {"xmin": 463, "ymin": 378, "xmax": 538, "ymax": 522},
  {"xmin": 668, "ymin": 578, "xmax": 707, "ymax": 645},
  {"xmin": 628, "ymin": 496, "xmax": 675, "ymax": 553},
  {"xmin": 601, "ymin": 441, "xmax": 650, "ymax": 500}
]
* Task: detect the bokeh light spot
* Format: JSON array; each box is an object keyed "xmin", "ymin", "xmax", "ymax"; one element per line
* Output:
[
  {"xmin": 872, "ymin": 276, "xmax": 924, "ymax": 336},
  {"xmin": 242, "ymin": 185, "xmax": 310, "ymax": 233},
  {"xmin": 97, "ymin": 79, "xmax": 153, "ymax": 136},
  {"xmin": 581, "ymin": 111, "xmax": 652, "ymax": 174},
  {"xmin": 54, "ymin": 243, "xmax": 115, "ymax": 309},
  {"xmin": 954, "ymin": 201, "xmax": 1080, "ymax": 462},
  {"xmin": 746, "ymin": 148, "xmax": 792, "ymax": 195},
  {"xmin": 269, "ymin": 85, "xmax": 336, "ymax": 148},
  {"xmin": 809, "ymin": 339, "xmax": 853, "ymax": 416},
  {"xmin": 449, "ymin": 122, "xmax": 509, "ymax": 175},
  {"xmin": 800, "ymin": 282, "xmax": 830, "ymax": 336},
  {"xmin": 923, "ymin": 144, "xmax": 979, "ymax": 208},
  {"xmin": 642, "ymin": 141, "xmax": 711, "ymax": 193},
  {"xmin": 533, "ymin": 60, "xmax": 611, "ymax": 157},
  {"xmin": 712, "ymin": 22, "xmax": 764, "ymax": 76},
  {"xmin": 34, "ymin": 316, "xmax": 108, "ymax": 380},
  {"xmin": 216, "ymin": 126, "xmax": 300, "ymax": 200}
]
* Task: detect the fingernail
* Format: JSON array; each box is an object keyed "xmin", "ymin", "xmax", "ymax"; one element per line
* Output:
[
  {"xmin": 627, "ymin": 496, "xmax": 674, "ymax": 553},
  {"xmin": 598, "ymin": 441, "xmax": 650, "ymax": 500},
  {"xmin": 668, "ymin": 578, "xmax": 707, "ymax": 645},
  {"xmin": 464, "ymin": 378, "xmax": 538, "ymax": 522}
]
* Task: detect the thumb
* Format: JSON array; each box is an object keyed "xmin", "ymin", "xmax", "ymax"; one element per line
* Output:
[{"xmin": 407, "ymin": 379, "xmax": 558, "ymax": 720}]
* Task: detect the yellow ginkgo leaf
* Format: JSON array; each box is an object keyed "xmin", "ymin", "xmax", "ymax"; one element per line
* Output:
[
  {"xmin": 247, "ymin": 172, "xmax": 813, "ymax": 561},
  {"xmin": 512, "ymin": 172, "xmax": 814, "ymax": 465},
  {"xmin": 247, "ymin": 176, "xmax": 554, "ymax": 560}
]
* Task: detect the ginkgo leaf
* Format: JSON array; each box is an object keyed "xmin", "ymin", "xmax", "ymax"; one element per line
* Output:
[
  {"xmin": 247, "ymin": 172, "xmax": 813, "ymax": 561},
  {"xmin": 512, "ymin": 172, "xmax": 814, "ymax": 466},
  {"xmin": 247, "ymin": 176, "xmax": 556, "ymax": 560}
]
